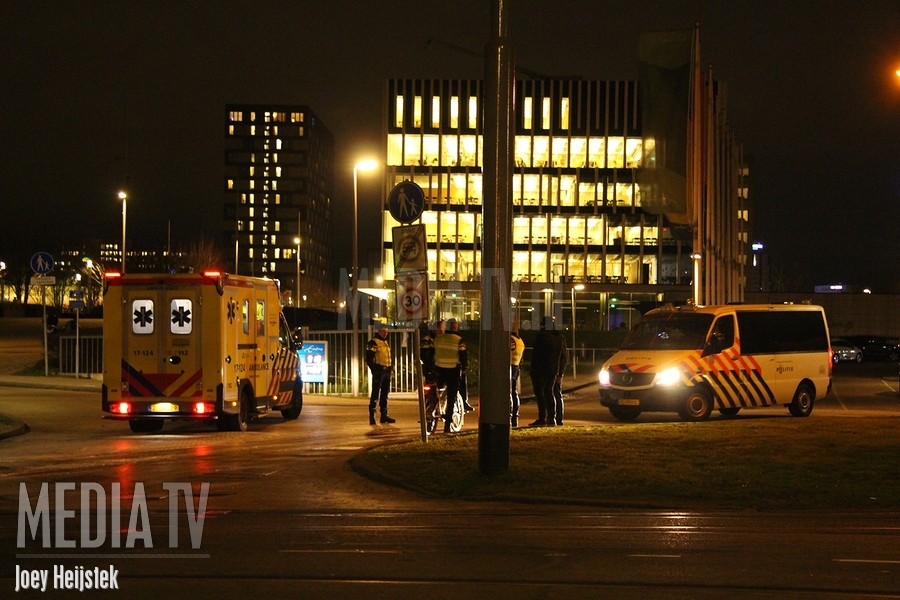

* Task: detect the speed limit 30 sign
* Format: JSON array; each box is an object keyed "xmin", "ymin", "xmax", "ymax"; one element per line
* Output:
[{"xmin": 395, "ymin": 271, "xmax": 429, "ymax": 322}]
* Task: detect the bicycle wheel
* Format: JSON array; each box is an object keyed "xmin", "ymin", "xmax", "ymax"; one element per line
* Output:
[
  {"xmin": 424, "ymin": 383, "xmax": 440, "ymax": 434},
  {"xmin": 448, "ymin": 392, "xmax": 465, "ymax": 432}
]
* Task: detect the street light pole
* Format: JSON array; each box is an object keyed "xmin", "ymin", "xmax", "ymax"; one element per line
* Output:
[
  {"xmin": 293, "ymin": 236, "xmax": 301, "ymax": 307},
  {"xmin": 571, "ymin": 284, "xmax": 584, "ymax": 378},
  {"xmin": 118, "ymin": 191, "xmax": 127, "ymax": 273},
  {"xmin": 352, "ymin": 159, "xmax": 378, "ymax": 397}
]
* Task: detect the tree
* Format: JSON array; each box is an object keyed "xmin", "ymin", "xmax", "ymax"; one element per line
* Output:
[{"xmin": 183, "ymin": 235, "xmax": 226, "ymax": 273}]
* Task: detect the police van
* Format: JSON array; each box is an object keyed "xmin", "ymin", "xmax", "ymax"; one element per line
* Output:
[
  {"xmin": 599, "ymin": 304, "xmax": 832, "ymax": 421},
  {"xmin": 101, "ymin": 271, "xmax": 303, "ymax": 433}
]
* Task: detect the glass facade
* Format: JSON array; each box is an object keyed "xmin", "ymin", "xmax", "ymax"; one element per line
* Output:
[{"xmin": 380, "ymin": 79, "xmax": 747, "ymax": 329}]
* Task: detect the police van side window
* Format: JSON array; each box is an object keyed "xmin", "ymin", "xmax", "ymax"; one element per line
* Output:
[
  {"xmin": 738, "ymin": 311, "xmax": 828, "ymax": 354},
  {"xmin": 707, "ymin": 315, "xmax": 734, "ymax": 354}
]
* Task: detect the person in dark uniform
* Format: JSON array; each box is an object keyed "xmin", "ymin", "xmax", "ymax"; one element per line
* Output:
[
  {"xmin": 366, "ymin": 326, "xmax": 395, "ymax": 425},
  {"xmin": 529, "ymin": 316, "xmax": 568, "ymax": 426},
  {"xmin": 433, "ymin": 318, "xmax": 467, "ymax": 432}
]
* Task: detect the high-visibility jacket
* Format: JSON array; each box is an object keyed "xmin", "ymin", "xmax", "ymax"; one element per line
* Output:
[
  {"xmin": 510, "ymin": 333, "xmax": 525, "ymax": 366},
  {"xmin": 366, "ymin": 335, "xmax": 392, "ymax": 368},
  {"xmin": 434, "ymin": 332, "xmax": 466, "ymax": 369}
]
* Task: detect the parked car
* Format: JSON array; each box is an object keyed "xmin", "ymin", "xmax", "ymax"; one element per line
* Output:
[
  {"xmin": 845, "ymin": 335, "xmax": 900, "ymax": 362},
  {"xmin": 831, "ymin": 338, "xmax": 863, "ymax": 364}
]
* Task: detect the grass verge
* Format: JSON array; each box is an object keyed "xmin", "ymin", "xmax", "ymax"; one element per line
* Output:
[{"xmin": 352, "ymin": 417, "xmax": 900, "ymax": 510}]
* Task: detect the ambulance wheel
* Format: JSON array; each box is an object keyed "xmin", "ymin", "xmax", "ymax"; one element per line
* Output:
[
  {"xmin": 608, "ymin": 407, "xmax": 641, "ymax": 421},
  {"xmin": 281, "ymin": 380, "xmax": 303, "ymax": 420},
  {"xmin": 129, "ymin": 419, "xmax": 163, "ymax": 433},
  {"xmin": 227, "ymin": 390, "xmax": 251, "ymax": 431},
  {"xmin": 680, "ymin": 388, "xmax": 713, "ymax": 421},
  {"xmin": 718, "ymin": 407, "xmax": 741, "ymax": 418},
  {"xmin": 788, "ymin": 383, "xmax": 815, "ymax": 417}
]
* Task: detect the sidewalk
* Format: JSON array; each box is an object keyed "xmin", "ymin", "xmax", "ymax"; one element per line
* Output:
[{"xmin": 0, "ymin": 373, "xmax": 102, "ymax": 392}]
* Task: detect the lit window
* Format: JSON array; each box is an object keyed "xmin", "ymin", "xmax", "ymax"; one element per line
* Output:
[
  {"xmin": 560, "ymin": 98, "xmax": 569, "ymax": 130},
  {"xmin": 413, "ymin": 96, "xmax": 423, "ymax": 128},
  {"xmin": 468, "ymin": 96, "xmax": 478, "ymax": 129},
  {"xmin": 541, "ymin": 98, "xmax": 551, "ymax": 130},
  {"xmin": 229, "ymin": 111, "xmax": 242, "ymax": 122},
  {"xmin": 523, "ymin": 97, "xmax": 533, "ymax": 130},
  {"xmin": 431, "ymin": 96, "xmax": 441, "ymax": 127},
  {"xmin": 395, "ymin": 96, "xmax": 404, "ymax": 127},
  {"xmin": 450, "ymin": 96, "xmax": 459, "ymax": 128}
]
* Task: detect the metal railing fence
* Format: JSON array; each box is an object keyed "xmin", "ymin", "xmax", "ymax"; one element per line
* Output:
[{"xmin": 58, "ymin": 334, "xmax": 103, "ymax": 376}]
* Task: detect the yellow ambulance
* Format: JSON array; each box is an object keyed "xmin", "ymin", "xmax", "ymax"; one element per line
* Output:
[
  {"xmin": 101, "ymin": 271, "xmax": 302, "ymax": 433},
  {"xmin": 599, "ymin": 304, "xmax": 832, "ymax": 421}
]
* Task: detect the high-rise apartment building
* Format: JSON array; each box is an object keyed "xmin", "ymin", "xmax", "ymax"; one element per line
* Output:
[
  {"xmin": 378, "ymin": 77, "xmax": 748, "ymax": 330},
  {"xmin": 224, "ymin": 105, "xmax": 335, "ymax": 308}
]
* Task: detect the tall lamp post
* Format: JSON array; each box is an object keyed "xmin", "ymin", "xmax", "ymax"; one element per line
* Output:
[
  {"xmin": 293, "ymin": 236, "xmax": 301, "ymax": 307},
  {"xmin": 351, "ymin": 159, "xmax": 378, "ymax": 396},
  {"xmin": 570, "ymin": 284, "xmax": 584, "ymax": 378},
  {"xmin": 118, "ymin": 191, "xmax": 127, "ymax": 272}
]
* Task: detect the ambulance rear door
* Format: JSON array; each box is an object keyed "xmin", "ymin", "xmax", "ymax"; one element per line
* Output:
[{"xmin": 122, "ymin": 281, "xmax": 204, "ymax": 402}]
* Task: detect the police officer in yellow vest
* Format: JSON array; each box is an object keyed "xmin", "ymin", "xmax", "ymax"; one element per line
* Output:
[
  {"xmin": 366, "ymin": 326, "xmax": 395, "ymax": 425},
  {"xmin": 433, "ymin": 318, "xmax": 467, "ymax": 433},
  {"xmin": 510, "ymin": 325, "xmax": 525, "ymax": 427}
]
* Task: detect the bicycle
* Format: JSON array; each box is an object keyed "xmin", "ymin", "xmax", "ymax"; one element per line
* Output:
[{"xmin": 423, "ymin": 377, "xmax": 465, "ymax": 434}]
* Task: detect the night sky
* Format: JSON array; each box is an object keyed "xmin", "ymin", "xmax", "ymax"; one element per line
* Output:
[{"xmin": 2, "ymin": 1, "xmax": 899, "ymax": 292}]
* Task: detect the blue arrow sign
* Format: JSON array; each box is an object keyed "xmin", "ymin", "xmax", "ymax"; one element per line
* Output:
[{"xmin": 30, "ymin": 252, "xmax": 54, "ymax": 275}]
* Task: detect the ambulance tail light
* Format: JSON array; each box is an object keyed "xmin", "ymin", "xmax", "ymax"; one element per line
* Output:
[
  {"xmin": 103, "ymin": 271, "xmax": 122, "ymax": 295},
  {"xmin": 202, "ymin": 270, "xmax": 227, "ymax": 295},
  {"xmin": 193, "ymin": 402, "xmax": 215, "ymax": 415},
  {"xmin": 112, "ymin": 402, "xmax": 132, "ymax": 415}
]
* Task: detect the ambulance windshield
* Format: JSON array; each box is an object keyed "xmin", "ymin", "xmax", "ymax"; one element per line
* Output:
[{"xmin": 621, "ymin": 312, "xmax": 714, "ymax": 351}]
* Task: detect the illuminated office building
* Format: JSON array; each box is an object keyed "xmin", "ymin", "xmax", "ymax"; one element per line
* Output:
[
  {"xmin": 224, "ymin": 105, "xmax": 335, "ymax": 308},
  {"xmin": 379, "ymin": 78, "xmax": 748, "ymax": 329}
]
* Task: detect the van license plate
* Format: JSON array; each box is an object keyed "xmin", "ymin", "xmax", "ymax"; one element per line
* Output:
[
  {"xmin": 151, "ymin": 402, "xmax": 179, "ymax": 413},
  {"xmin": 618, "ymin": 398, "xmax": 640, "ymax": 406}
]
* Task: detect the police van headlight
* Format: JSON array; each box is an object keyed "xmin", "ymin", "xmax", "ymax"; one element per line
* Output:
[
  {"xmin": 598, "ymin": 369, "xmax": 611, "ymax": 387},
  {"xmin": 654, "ymin": 367, "xmax": 682, "ymax": 387}
]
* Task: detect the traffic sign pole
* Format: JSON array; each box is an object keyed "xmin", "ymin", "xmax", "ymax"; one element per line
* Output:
[{"xmin": 31, "ymin": 252, "xmax": 55, "ymax": 378}]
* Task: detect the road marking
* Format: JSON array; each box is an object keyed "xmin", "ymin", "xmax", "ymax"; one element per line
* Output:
[
  {"xmin": 831, "ymin": 388, "xmax": 848, "ymax": 410},
  {"xmin": 835, "ymin": 558, "xmax": 900, "ymax": 565},
  {"xmin": 281, "ymin": 549, "xmax": 401, "ymax": 554},
  {"xmin": 628, "ymin": 554, "xmax": 681, "ymax": 559},
  {"xmin": 881, "ymin": 378, "xmax": 898, "ymax": 394}
]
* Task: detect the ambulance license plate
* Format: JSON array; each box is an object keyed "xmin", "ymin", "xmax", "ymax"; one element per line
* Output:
[
  {"xmin": 151, "ymin": 402, "xmax": 179, "ymax": 413},
  {"xmin": 618, "ymin": 398, "xmax": 640, "ymax": 406}
]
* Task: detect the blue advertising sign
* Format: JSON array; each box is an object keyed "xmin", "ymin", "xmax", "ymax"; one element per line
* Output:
[{"xmin": 298, "ymin": 341, "xmax": 328, "ymax": 385}]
